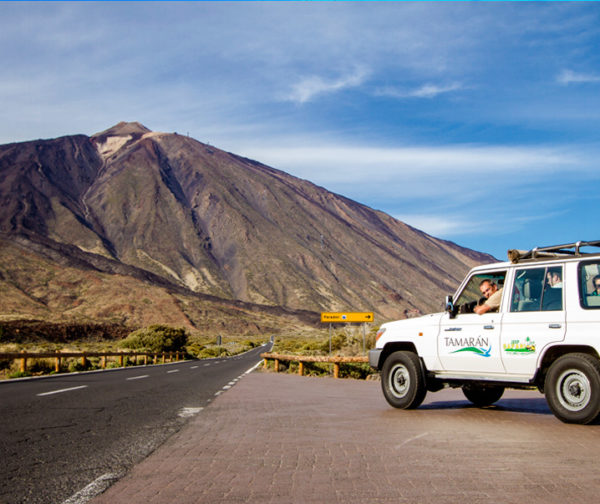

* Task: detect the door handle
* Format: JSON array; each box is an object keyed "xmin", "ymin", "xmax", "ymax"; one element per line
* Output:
[
  {"xmin": 444, "ymin": 327, "xmax": 462, "ymax": 332},
  {"xmin": 483, "ymin": 325, "xmax": 494, "ymax": 330},
  {"xmin": 549, "ymin": 323, "xmax": 562, "ymax": 329}
]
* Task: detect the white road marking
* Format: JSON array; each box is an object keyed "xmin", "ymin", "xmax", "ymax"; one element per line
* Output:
[
  {"xmin": 203, "ymin": 363, "xmax": 211, "ymax": 367},
  {"xmin": 178, "ymin": 407, "xmax": 204, "ymax": 418},
  {"xmin": 190, "ymin": 365, "xmax": 199, "ymax": 369},
  {"xmin": 61, "ymin": 472, "xmax": 123, "ymax": 504},
  {"xmin": 167, "ymin": 369, "xmax": 180, "ymax": 374},
  {"xmin": 126, "ymin": 375, "xmax": 149, "ymax": 381},
  {"xmin": 244, "ymin": 360, "xmax": 263, "ymax": 375},
  {"xmin": 395, "ymin": 432, "xmax": 429, "ymax": 449},
  {"xmin": 214, "ymin": 390, "xmax": 223, "ymax": 396},
  {"xmin": 37, "ymin": 385, "xmax": 88, "ymax": 397}
]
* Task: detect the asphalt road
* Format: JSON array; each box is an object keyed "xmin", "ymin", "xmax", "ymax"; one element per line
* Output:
[{"xmin": 0, "ymin": 343, "xmax": 271, "ymax": 504}]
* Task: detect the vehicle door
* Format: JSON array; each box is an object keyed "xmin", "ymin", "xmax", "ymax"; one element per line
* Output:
[
  {"xmin": 439, "ymin": 270, "xmax": 507, "ymax": 373},
  {"xmin": 500, "ymin": 264, "xmax": 566, "ymax": 377}
]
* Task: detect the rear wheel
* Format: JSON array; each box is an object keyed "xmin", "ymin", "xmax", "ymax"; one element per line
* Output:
[
  {"xmin": 545, "ymin": 353, "xmax": 600, "ymax": 424},
  {"xmin": 462, "ymin": 384, "xmax": 504, "ymax": 407},
  {"xmin": 381, "ymin": 351, "xmax": 427, "ymax": 409}
]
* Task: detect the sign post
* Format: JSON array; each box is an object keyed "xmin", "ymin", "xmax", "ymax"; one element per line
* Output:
[{"xmin": 320, "ymin": 312, "xmax": 375, "ymax": 357}]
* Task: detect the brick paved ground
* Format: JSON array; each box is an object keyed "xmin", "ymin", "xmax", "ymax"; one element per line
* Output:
[{"xmin": 91, "ymin": 371, "xmax": 600, "ymax": 504}]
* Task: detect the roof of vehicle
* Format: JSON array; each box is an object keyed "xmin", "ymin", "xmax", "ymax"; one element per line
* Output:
[
  {"xmin": 468, "ymin": 241, "xmax": 600, "ymax": 272},
  {"xmin": 507, "ymin": 240, "xmax": 600, "ymax": 264}
]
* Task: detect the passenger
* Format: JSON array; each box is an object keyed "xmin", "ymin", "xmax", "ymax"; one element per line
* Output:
[
  {"xmin": 474, "ymin": 279, "xmax": 503, "ymax": 315},
  {"xmin": 543, "ymin": 269, "xmax": 563, "ymax": 311},
  {"xmin": 546, "ymin": 269, "xmax": 563, "ymax": 289},
  {"xmin": 591, "ymin": 275, "xmax": 600, "ymax": 296}
]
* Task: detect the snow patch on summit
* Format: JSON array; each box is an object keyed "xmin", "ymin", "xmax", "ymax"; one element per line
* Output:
[{"xmin": 95, "ymin": 135, "xmax": 132, "ymax": 159}]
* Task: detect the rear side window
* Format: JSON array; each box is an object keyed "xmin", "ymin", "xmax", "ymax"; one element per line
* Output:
[
  {"xmin": 579, "ymin": 261, "xmax": 600, "ymax": 309},
  {"xmin": 510, "ymin": 265, "xmax": 563, "ymax": 312}
]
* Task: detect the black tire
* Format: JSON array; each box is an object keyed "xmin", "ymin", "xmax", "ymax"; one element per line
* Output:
[
  {"xmin": 381, "ymin": 351, "xmax": 427, "ymax": 409},
  {"xmin": 545, "ymin": 353, "xmax": 600, "ymax": 424},
  {"xmin": 462, "ymin": 384, "xmax": 504, "ymax": 407}
]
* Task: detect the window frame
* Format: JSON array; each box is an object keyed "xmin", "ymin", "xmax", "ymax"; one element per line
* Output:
[
  {"xmin": 509, "ymin": 264, "xmax": 564, "ymax": 313},
  {"xmin": 454, "ymin": 270, "xmax": 507, "ymax": 315},
  {"xmin": 578, "ymin": 260, "xmax": 600, "ymax": 310}
]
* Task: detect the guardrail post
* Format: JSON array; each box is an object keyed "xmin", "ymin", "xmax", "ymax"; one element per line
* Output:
[
  {"xmin": 144, "ymin": 354, "xmax": 148, "ymax": 365},
  {"xmin": 55, "ymin": 355, "xmax": 61, "ymax": 373},
  {"xmin": 101, "ymin": 355, "xmax": 107, "ymax": 369},
  {"xmin": 263, "ymin": 358, "xmax": 268, "ymax": 369},
  {"xmin": 274, "ymin": 359, "xmax": 279, "ymax": 373},
  {"xmin": 119, "ymin": 353, "xmax": 124, "ymax": 367},
  {"xmin": 81, "ymin": 353, "xmax": 87, "ymax": 368},
  {"xmin": 20, "ymin": 351, "xmax": 27, "ymax": 373},
  {"xmin": 298, "ymin": 361, "xmax": 304, "ymax": 376},
  {"xmin": 162, "ymin": 352, "xmax": 166, "ymax": 364},
  {"xmin": 333, "ymin": 362, "xmax": 340, "ymax": 379}
]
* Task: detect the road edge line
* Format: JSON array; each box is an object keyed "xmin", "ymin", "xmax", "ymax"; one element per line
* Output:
[{"xmin": 60, "ymin": 472, "xmax": 124, "ymax": 504}]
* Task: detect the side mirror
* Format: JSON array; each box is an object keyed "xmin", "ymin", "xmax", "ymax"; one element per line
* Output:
[{"xmin": 445, "ymin": 295, "xmax": 455, "ymax": 319}]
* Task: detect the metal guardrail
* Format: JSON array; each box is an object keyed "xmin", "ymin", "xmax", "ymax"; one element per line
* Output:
[
  {"xmin": 260, "ymin": 352, "xmax": 368, "ymax": 378},
  {"xmin": 0, "ymin": 350, "xmax": 185, "ymax": 374}
]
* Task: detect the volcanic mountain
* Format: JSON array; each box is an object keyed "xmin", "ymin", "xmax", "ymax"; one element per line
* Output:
[{"xmin": 0, "ymin": 122, "xmax": 492, "ymax": 328}]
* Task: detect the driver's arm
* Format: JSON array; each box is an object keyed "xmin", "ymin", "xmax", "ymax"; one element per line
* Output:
[{"xmin": 474, "ymin": 303, "xmax": 493, "ymax": 315}]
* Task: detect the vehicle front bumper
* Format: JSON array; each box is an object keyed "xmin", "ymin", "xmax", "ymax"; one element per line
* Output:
[{"xmin": 368, "ymin": 349, "xmax": 383, "ymax": 370}]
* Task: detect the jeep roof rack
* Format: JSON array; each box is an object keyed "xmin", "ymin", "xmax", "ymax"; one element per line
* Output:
[{"xmin": 508, "ymin": 240, "xmax": 600, "ymax": 263}]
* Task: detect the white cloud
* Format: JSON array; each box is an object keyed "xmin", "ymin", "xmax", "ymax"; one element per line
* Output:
[
  {"xmin": 557, "ymin": 69, "xmax": 600, "ymax": 85},
  {"xmin": 239, "ymin": 143, "xmax": 581, "ymax": 183},
  {"xmin": 395, "ymin": 214, "xmax": 484, "ymax": 237},
  {"xmin": 375, "ymin": 82, "xmax": 464, "ymax": 99},
  {"xmin": 285, "ymin": 67, "xmax": 369, "ymax": 104}
]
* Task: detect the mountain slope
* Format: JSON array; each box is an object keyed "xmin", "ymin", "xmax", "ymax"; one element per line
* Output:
[{"xmin": 0, "ymin": 122, "xmax": 493, "ymax": 321}]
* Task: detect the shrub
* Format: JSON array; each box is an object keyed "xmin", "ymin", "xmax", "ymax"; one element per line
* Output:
[
  {"xmin": 197, "ymin": 346, "xmax": 230, "ymax": 358},
  {"xmin": 121, "ymin": 325, "xmax": 188, "ymax": 353},
  {"xmin": 28, "ymin": 358, "xmax": 55, "ymax": 374},
  {"xmin": 68, "ymin": 360, "xmax": 88, "ymax": 373},
  {"xmin": 320, "ymin": 334, "xmax": 347, "ymax": 353},
  {"xmin": 8, "ymin": 370, "xmax": 31, "ymax": 379}
]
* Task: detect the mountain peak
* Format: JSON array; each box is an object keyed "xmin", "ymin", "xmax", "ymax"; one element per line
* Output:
[
  {"xmin": 92, "ymin": 121, "xmax": 152, "ymax": 138},
  {"xmin": 91, "ymin": 122, "xmax": 153, "ymax": 159}
]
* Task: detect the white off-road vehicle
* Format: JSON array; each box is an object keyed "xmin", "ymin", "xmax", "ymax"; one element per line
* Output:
[{"xmin": 369, "ymin": 241, "xmax": 600, "ymax": 424}]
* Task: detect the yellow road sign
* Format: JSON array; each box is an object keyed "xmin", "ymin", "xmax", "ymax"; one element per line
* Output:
[{"xmin": 320, "ymin": 312, "xmax": 374, "ymax": 323}]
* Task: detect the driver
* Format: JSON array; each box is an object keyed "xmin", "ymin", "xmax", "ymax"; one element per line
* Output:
[{"xmin": 474, "ymin": 279, "xmax": 503, "ymax": 315}]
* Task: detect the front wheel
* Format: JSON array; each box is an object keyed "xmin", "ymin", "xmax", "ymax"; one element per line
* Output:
[
  {"xmin": 462, "ymin": 384, "xmax": 504, "ymax": 407},
  {"xmin": 545, "ymin": 353, "xmax": 600, "ymax": 424},
  {"xmin": 381, "ymin": 351, "xmax": 427, "ymax": 409}
]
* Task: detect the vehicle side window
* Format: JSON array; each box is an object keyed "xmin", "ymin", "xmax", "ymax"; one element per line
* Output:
[
  {"xmin": 454, "ymin": 271, "xmax": 506, "ymax": 314},
  {"xmin": 510, "ymin": 266, "xmax": 563, "ymax": 312},
  {"xmin": 579, "ymin": 261, "xmax": 600, "ymax": 309}
]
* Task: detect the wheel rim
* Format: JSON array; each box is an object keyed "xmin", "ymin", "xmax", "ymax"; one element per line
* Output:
[
  {"xmin": 388, "ymin": 363, "xmax": 410, "ymax": 399},
  {"xmin": 556, "ymin": 369, "xmax": 591, "ymax": 412}
]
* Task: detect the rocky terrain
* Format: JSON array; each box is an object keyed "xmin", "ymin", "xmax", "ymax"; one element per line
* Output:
[{"xmin": 0, "ymin": 122, "xmax": 493, "ymax": 333}]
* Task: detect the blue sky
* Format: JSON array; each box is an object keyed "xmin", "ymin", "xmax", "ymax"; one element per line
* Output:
[{"xmin": 2, "ymin": 2, "xmax": 600, "ymax": 260}]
